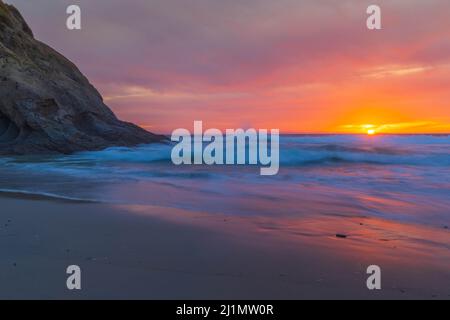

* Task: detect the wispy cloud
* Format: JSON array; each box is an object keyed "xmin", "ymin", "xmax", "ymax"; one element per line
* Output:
[
  {"xmin": 362, "ymin": 65, "xmax": 433, "ymax": 79},
  {"xmin": 103, "ymin": 85, "xmax": 249, "ymax": 102}
]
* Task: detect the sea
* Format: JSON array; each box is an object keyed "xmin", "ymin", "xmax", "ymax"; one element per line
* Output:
[{"xmin": 1, "ymin": 134, "xmax": 449, "ymax": 229}]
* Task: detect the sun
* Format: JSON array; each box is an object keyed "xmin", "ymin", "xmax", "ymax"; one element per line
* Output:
[{"xmin": 367, "ymin": 129, "xmax": 376, "ymax": 135}]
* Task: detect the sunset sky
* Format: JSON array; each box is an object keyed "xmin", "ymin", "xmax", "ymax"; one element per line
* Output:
[{"xmin": 10, "ymin": 0, "xmax": 450, "ymax": 134}]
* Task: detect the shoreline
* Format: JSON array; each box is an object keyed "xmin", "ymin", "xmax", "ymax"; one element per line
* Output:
[{"xmin": 1, "ymin": 195, "xmax": 449, "ymax": 300}]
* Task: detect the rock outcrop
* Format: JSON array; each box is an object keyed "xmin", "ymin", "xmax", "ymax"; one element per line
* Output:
[{"xmin": 0, "ymin": 1, "xmax": 164, "ymax": 155}]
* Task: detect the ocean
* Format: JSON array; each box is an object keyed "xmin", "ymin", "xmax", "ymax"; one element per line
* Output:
[{"xmin": 1, "ymin": 134, "xmax": 449, "ymax": 229}]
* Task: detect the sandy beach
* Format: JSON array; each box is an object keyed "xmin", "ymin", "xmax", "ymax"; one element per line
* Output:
[{"xmin": 1, "ymin": 193, "xmax": 449, "ymax": 300}]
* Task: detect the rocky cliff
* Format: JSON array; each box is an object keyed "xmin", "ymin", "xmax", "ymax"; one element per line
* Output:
[{"xmin": 0, "ymin": 1, "xmax": 164, "ymax": 155}]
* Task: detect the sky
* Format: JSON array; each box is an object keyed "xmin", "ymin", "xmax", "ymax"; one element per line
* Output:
[{"xmin": 8, "ymin": 0, "xmax": 450, "ymax": 134}]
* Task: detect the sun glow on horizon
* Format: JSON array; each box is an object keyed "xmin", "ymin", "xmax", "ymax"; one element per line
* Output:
[
  {"xmin": 336, "ymin": 121, "xmax": 450, "ymax": 135},
  {"xmin": 362, "ymin": 124, "xmax": 377, "ymax": 135}
]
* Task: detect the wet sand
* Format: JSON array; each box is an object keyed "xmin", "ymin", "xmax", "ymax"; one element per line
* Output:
[{"xmin": 0, "ymin": 195, "xmax": 449, "ymax": 300}]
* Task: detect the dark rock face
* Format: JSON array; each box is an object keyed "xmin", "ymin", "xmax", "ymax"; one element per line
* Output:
[{"xmin": 0, "ymin": 1, "xmax": 164, "ymax": 155}]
